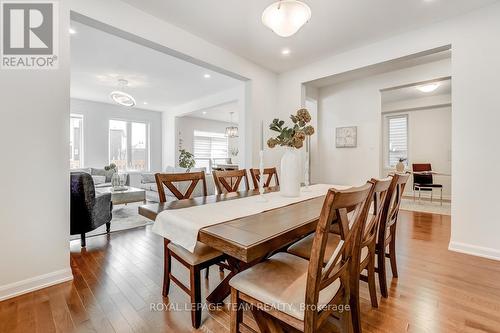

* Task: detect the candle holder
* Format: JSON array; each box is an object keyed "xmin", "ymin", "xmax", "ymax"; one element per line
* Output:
[
  {"xmin": 302, "ymin": 137, "xmax": 311, "ymax": 192},
  {"xmin": 256, "ymin": 150, "xmax": 267, "ymax": 202}
]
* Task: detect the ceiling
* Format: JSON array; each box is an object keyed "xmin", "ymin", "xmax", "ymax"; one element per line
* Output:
[
  {"xmin": 382, "ymin": 78, "xmax": 451, "ymax": 104},
  {"xmin": 182, "ymin": 101, "xmax": 239, "ymax": 123},
  {"xmin": 70, "ymin": 21, "xmax": 242, "ymax": 112},
  {"xmin": 120, "ymin": 0, "xmax": 499, "ymax": 73}
]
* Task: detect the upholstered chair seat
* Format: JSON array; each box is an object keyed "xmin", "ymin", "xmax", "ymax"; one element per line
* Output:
[
  {"xmin": 229, "ymin": 252, "xmax": 342, "ymax": 321},
  {"xmin": 287, "ymin": 233, "xmax": 369, "ymax": 265},
  {"xmin": 167, "ymin": 242, "xmax": 223, "ymax": 266}
]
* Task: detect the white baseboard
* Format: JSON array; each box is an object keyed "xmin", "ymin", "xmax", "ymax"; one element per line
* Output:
[
  {"xmin": 449, "ymin": 241, "xmax": 500, "ymax": 261},
  {"xmin": 0, "ymin": 268, "xmax": 73, "ymax": 302}
]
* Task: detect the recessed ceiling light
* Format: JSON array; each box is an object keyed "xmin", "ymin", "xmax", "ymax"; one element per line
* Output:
[
  {"xmin": 69, "ymin": 28, "xmax": 76, "ymax": 34},
  {"xmin": 204, "ymin": 74, "xmax": 211, "ymax": 79},
  {"xmin": 202, "ymin": 111, "xmax": 207, "ymax": 115},
  {"xmin": 143, "ymin": 102, "xmax": 148, "ymax": 105},
  {"xmin": 281, "ymin": 48, "xmax": 291, "ymax": 55},
  {"xmin": 417, "ymin": 83, "xmax": 440, "ymax": 93}
]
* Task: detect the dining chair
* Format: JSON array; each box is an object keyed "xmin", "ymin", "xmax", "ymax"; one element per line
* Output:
[
  {"xmin": 286, "ymin": 178, "xmax": 391, "ymax": 332},
  {"xmin": 229, "ymin": 183, "xmax": 373, "ymax": 333},
  {"xmin": 357, "ymin": 177, "xmax": 392, "ymax": 308},
  {"xmin": 376, "ymin": 172, "xmax": 410, "ymax": 299},
  {"xmin": 249, "ymin": 167, "xmax": 280, "ymax": 189},
  {"xmin": 154, "ymin": 171, "xmax": 226, "ymax": 328},
  {"xmin": 412, "ymin": 163, "xmax": 443, "ymax": 205},
  {"xmin": 212, "ymin": 169, "xmax": 250, "ymax": 194}
]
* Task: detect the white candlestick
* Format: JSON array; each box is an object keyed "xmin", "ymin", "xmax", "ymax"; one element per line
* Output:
[
  {"xmin": 260, "ymin": 121, "xmax": 264, "ymax": 151},
  {"xmin": 257, "ymin": 150, "xmax": 267, "ymax": 202},
  {"xmin": 303, "ymin": 136, "xmax": 311, "ymax": 191}
]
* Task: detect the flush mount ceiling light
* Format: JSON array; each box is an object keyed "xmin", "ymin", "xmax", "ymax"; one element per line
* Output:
[
  {"xmin": 262, "ymin": 0, "xmax": 311, "ymax": 37},
  {"xmin": 225, "ymin": 112, "xmax": 239, "ymax": 138},
  {"xmin": 110, "ymin": 79, "xmax": 136, "ymax": 107},
  {"xmin": 417, "ymin": 83, "xmax": 440, "ymax": 93}
]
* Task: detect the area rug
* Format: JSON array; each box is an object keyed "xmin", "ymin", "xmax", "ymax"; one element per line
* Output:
[
  {"xmin": 400, "ymin": 198, "xmax": 451, "ymax": 216},
  {"xmin": 70, "ymin": 201, "xmax": 153, "ymax": 240}
]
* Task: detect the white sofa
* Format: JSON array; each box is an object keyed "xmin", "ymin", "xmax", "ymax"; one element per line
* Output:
[
  {"xmin": 70, "ymin": 167, "xmax": 130, "ymax": 188},
  {"xmin": 139, "ymin": 167, "xmax": 216, "ymax": 202}
]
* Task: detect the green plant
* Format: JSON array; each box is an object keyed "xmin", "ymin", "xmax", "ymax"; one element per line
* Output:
[
  {"xmin": 267, "ymin": 108, "xmax": 315, "ymax": 149},
  {"xmin": 179, "ymin": 149, "xmax": 195, "ymax": 171}
]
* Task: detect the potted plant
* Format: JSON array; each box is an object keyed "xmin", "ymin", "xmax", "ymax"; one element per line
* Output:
[
  {"xmin": 396, "ymin": 158, "xmax": 407, "ymax": 173},
  {"xmin": 179, "ymin": 149, "xmax": 195, "ymax": 172},
  {"xmin": 267, "ymin": 108, "xmax": 315, "ymax": 197}
]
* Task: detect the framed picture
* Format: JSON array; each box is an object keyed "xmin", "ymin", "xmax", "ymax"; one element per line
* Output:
[{"xmin": 336, "ymin": 126, "xmax": 357, "ymax": 148}]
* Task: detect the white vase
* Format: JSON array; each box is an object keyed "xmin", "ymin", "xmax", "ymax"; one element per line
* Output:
[{"xmin": 280, "ymin": 147, "xmax": 301, "ymax": 197}]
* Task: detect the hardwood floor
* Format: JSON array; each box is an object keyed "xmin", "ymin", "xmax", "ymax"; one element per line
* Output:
[{"xmin": 1, "ymin": 210, "xmax": 500, "ymax": 333}]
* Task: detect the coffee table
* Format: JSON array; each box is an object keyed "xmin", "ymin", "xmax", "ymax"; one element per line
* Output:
[{"xmin": 97, "ymin": 186, "xmax": 146, "ymax": 205}]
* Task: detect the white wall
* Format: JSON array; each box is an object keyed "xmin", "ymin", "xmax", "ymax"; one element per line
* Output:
[
  {"xmin": 176, "ymin": 116, "xmax": 239, "ymax": 166},
  {"xmin": 381, "ymin": 106, "xmax": 452, "ymax": 199},
  {"xmin": 278, "ymin": 2, "xmax": 500, "ymax": 261},
  {"xmin": 316, "ymin": 59, "xmax": 451, "ymax": 187},
  {"xmin": 70, "ymin": 98, "xmax": 163, "ymax": 171},
  {"xmin": 70, "ymin": 0, "xmax": 278, "ymax": 173},
  {"xmin": 163, "ymin": 87, "xmax": 245, "ymax": 168},
  {"xmin": 0, "ymin": 1, "xmax": 72, "ymax": 300}
]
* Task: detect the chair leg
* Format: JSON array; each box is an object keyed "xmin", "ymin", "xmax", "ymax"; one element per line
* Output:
[
  {"xmin": 349, "ymin": 270, "xmax": 362, "ymax": 333},
  {"xmin": 230, "ymin": 287, "xmax": 242, "ymax": 333},
  {"xmin": 431, "ymin": 190, "xmax": 433, "ymax": 203},
  {"xmin": 80, "ymin": 233, "xmax": 86, "ymax": 247},
  {"xmin": 162, "ymin": 240, "xmax": 171, "ymax": 297},
  {"xmin": 367, "ymin": 254, "xmax": 378, "ymax": 308},
  {"xmin": 106, "ymin": 222, "xmax": 111, "ymax": 233},
  {"xmin": 189, "ymin": 266, "xmax": 202, "ymax": 329},
  {"xmin": 377, "ymin": 246, "xmax": 388, "ymax": 298},
  {"xmin": 440, "ymin": 188, "xmax": 443, "ymax": 206},
  {"xmin": 339, "ymin": 304, "xmax": 352, "ymax": 333},
  {"xmin": 389, "ymin": 230, "xmax": 398, "ymax": 278},
  {"xmin": 205, "ymin": 267, "xmax": 209, "ymax": 279}
]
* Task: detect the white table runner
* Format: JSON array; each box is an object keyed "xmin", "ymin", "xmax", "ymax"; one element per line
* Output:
[{"xmin": 152, "ymin": 184, "xmax": 349, "ymax": 253}]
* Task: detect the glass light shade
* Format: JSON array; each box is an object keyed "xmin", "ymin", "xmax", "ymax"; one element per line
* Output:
[
  {"xmin": 417, "ymin": 83, "xmax": 440, "ymax": 93},
  {"xmin": 262, "ymin": 0, "xmax": 311, "ymax": 37},
  {"xmin": 225, "ymin": 126, "xmax": 239, "ymax": 138},
  {"xmin": 110, "ymin": 90, "xmax": 136, "ymax": 107}
]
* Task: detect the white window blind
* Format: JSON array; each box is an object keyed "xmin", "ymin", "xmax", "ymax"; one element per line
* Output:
[
  {"xmin": 388, "ymin": 115, "xmax": 408, "ymax": 167},
  {"xmin": 193, "ymin": 130, "xmax": 228, "ymax": 171}
]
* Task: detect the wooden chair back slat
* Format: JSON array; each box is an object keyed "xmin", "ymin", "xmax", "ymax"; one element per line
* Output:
[
  {"xmin": 249, "ymin": 167, "xmax": 280, "ymax": 189},
  {"xmin": 212, "ymin": 169, "xmax": 250, "ymax": 194},
  {"xmin": 303, "ymin": 183, "xmax": 373, "ymax": 330},
  {"xmin": 362, "ymin": 177, "xmax": 393, "ymax": 246},
  {"xmin": 155, "ymin": 172, "xmax": 207, "ymax": 203},
  {"xmin": 379, "ymin": 173, "xmax": 410, "ymax": 240}
]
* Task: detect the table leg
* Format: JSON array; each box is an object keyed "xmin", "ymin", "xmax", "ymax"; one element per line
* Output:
[
  {"xmin": 206, "ymin": 257, "xmax": 261, "ymax": 304},
  {"xmin": 251, "ymin": 308, "xmax": 286, "ymax": 333}
]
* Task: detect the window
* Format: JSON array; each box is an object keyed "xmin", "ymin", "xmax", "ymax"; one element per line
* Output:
[
  {"xmin": 109, "ymin": 120, "xmax": 149, "ymax": 171},
  {"xmin": 387, "ymin": 115, "xmax": 408, "ymax": 167},
  {"xmin": 70, "ymin": 114, "xmax": 83, "ymax": 169},
  {"xmin": 193, "ymin": 130, "xmax": 228, "ymax": 172}
]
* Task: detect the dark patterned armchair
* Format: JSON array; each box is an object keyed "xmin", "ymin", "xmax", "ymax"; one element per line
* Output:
[{"xmin": 70, "ymin": 172, "xmax": 113, "ymax": 247}]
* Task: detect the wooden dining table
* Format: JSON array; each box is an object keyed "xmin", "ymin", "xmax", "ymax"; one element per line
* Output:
[{"xmin": 138, "ymin": 186, "xmax": 329, "ymax": 304}]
